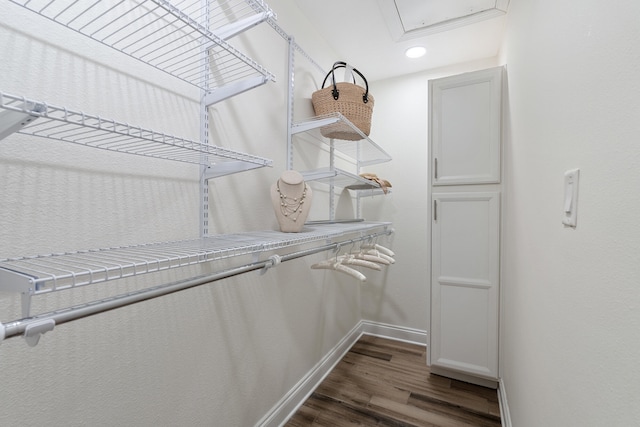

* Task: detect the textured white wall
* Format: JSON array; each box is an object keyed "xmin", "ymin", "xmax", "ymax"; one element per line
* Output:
[
  {"xmin": 501, "ymin": 0, "xmax": 640, "ymax": 425},
  {"xmin": 0, "ymin": 1, "xmax": 370, "ymax": 426}
]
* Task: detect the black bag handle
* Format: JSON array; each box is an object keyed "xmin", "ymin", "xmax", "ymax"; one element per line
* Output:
[{"xmin": 321, "ymin": 61, "xmax": 370, "ymax": 104}]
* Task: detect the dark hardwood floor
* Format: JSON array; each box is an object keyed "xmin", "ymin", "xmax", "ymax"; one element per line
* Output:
[{"xmin": 285, "ymin": 335, "xmax": 501, "ymax": 427}]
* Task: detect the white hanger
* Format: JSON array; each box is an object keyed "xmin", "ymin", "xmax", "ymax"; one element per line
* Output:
[
  {"xmin": 358, "ymin": 248, "xmax": 395, "ymax": 264},
  {"xmin": 350, "ymin": 250, "xmax": 391, "ymax": 265},
  {"xmin": 338, "ymin": 254, "xmax": 382, "ymax": 270},
  {"xmin": 311, "ymin": 259, "xmax": 366, "ymax": 282},
  {"xmin": 310, "ymin": 239, "xmax": 395, "ymax": 282},
  {"xmin": 361, "ymin": 243, "xmax": 395, "ymax": 258}
]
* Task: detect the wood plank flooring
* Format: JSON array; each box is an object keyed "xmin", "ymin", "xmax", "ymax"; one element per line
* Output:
[{"xmin": 285, "ymin": 335, "xmax": 501, "ymax": 427}]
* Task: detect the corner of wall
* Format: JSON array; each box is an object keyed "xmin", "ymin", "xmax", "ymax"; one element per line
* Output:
[{"xmin": 256, "ymin": 320, "xmax": 428, "ymax": 426}]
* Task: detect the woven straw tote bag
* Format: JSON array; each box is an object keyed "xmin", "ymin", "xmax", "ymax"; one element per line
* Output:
[{"xmin": 311, "ymin": 61, "xmax": 374, "ymax": 141}]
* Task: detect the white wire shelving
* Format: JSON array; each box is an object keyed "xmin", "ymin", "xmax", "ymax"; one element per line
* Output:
[
  {"xmin": 300, "ymin": 167, "xmax": 386, "ymax": 192},
  {"xmin": 9, "ymin": 0, "xmax": 276, "ymax": 99},
  {"xmin": 291, "ymin": 113, "xmax": 392, "ymax": 168},
  {"xmin": 291, "ymin": 113, "xmax": 393, "ymax": 205},
  {"xmin": 0, "ymin": 2, "xmax": 398, "ymax": 346},
  {"xmin": 285, "ymin": 36, "xmax": 394, "ymax": 221},
  {"xmin": 0, "ymin": 91, "xmax": 272, "ymax": 174},
  {"xmin": 0, "ymin": 221, "xmax": 392, "ymax": 317}
]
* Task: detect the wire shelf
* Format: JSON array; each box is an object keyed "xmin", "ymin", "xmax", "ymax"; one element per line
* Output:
[
  {"xmin": 0, "ymin": 222, "xmax": 392, "ymax": 296},
  {"xmin": 291, "ymin": 113, "xmax": 392, "ymax": 167},
  {"xmin": 302, "ymin": 167, "xmax": 385, "ymax": 191},
  {"xmin": 0, "ymin": 91, "xmax": 273, "ymax": 169},
  {"xmin": 9, "ymin": 0, "xmax": 276, "ymax": 91}
]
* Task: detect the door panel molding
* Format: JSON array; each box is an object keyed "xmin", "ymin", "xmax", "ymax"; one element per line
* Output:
[{"xmin": 430, "ymin": 67, "xmax": 502, "ymax": 186}]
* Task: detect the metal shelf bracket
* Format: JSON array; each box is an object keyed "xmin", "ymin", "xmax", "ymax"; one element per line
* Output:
[
  {"xmin": 204, "ymin": 75, "xmax": 271, "ymax": 106},
  {"xmin": 22, "ymin": 293, "xmax": 32, "ymax": 319},
  {"xmin": 214, "ymin": 11, "xmax": 274, "ymax": 40},
  {"xmin": 203, "ymin": 160, "xmax": 272, "ymax": 180},
  {"xmin": 0, "ymin": 98, "xmax": 44, "ymax": 141}
]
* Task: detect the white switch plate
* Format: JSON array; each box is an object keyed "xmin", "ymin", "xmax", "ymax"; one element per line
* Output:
[{"xmin": 562, "ymin": 168, "xmax": 580, "ymax": 227}]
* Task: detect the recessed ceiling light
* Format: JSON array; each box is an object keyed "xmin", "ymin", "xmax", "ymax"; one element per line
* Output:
[{"xmin": 405, "ymin": 46, "xmax": 426, "ymax": 58}]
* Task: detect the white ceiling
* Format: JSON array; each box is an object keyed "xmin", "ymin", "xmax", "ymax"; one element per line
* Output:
[{"xmin": 293, "ymin": 0, "xmax": 509, "ymax": 81}]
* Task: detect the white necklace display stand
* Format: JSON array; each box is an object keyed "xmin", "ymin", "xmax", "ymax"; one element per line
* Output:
[{"xmin": 271, "ymin": 170, "xmax": 312, "ymax": 232}]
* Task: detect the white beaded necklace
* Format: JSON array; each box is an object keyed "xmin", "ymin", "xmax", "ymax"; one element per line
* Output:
[{"xmin": 276, "ymin": 180, "xmax": 308, "ymax": 222}]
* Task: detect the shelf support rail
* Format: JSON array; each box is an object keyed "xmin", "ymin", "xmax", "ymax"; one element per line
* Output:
[
  {"xmin": 286, "ymin": 35, "xmax": 295, "ymax": 170},
  {"xmin": 0, "ymin": 228, "xmax": 393, "ymax": 346}
]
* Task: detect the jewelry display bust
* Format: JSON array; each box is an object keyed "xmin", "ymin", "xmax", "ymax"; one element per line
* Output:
[{"xmin": 271, "ymin": 170, "xmax": 312, "ymax": 232}]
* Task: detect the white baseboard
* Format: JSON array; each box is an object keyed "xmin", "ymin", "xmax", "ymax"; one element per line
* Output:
[
  {"xmin": 359, "ymin": 320, "xmax": 427, "ymax": 346},
  {"xmin": 498, "ymin": 378, "xmax": 512, "ymax": 427},
  {"xmin": 256, "ymin": 320, "xmax": 428, "ymax": 427},
  {"xmin": 255, "ymin": 321, "xmax": 363, "ymax": 427}
]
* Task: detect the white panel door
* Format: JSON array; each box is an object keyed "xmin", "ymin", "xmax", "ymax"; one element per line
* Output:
[
  {"xmin": 430, "ymin": 192, "xmax": 500, "ymax": 379},
  {"xmin": 430, "ymin": 67, "xmax": 502, "ymax": 186}
]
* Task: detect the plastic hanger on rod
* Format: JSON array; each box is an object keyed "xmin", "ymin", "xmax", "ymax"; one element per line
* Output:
[
  {"xmin": 354, "ymin": 248, "xmax": 395, "ymax": 264},
  {"xmin": 361, "ymin": 242, "xmax": 395, "ymax": 257},
  {"xmin": 337, "ymin": 254, "xmax": 382, "ymax": 270},
  {"xmin": 311, "ymin": 258, "xmax": 367, "ymax": 282},
  {"xmin": 310, "ymin": 236, "xmax": 396, "ymax": 281},
  {"xmin": 311, "ymin": 242, "xmax": 367, "ymax": 281}
]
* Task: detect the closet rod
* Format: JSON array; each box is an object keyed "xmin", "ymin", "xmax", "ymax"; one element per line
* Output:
[{"xmin": 0, "ymin": 230, "xmax": 392, "ymax": 345}]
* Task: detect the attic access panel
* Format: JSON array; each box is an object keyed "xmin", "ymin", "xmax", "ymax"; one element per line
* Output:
[{"xmin": 382, "ymin": 0, "xmax": 509, "ymax": 40}]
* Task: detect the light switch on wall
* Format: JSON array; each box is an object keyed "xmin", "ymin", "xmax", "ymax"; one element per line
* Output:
[{"xmin": 563, "ymin": 168, "xmax": 580, "ymax": 227}]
